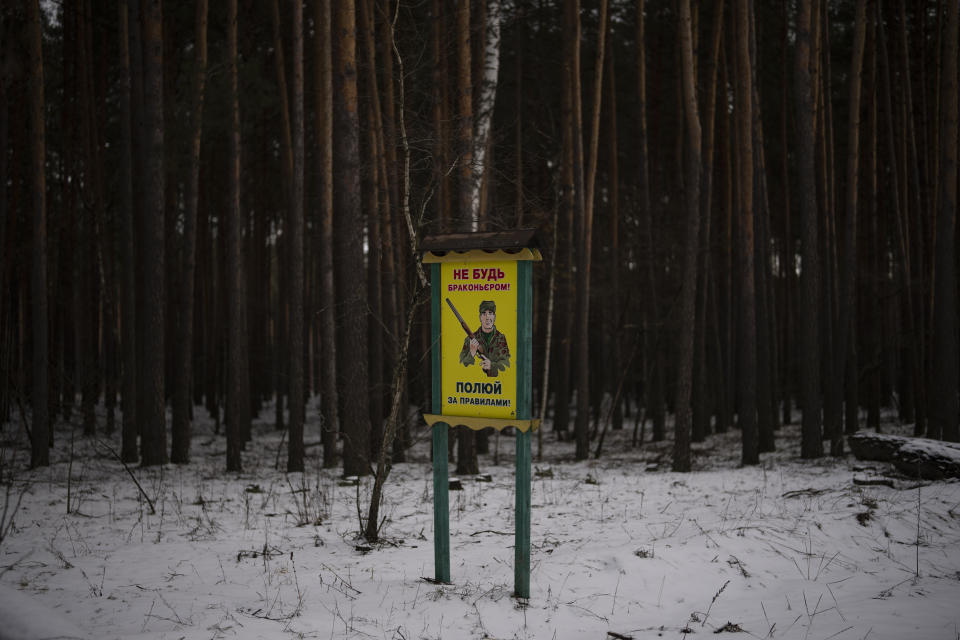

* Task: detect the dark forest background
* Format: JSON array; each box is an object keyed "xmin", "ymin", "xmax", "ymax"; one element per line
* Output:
[{"xmin": 2, "ymin": 0, "xmax": 958, "ymax": 479}]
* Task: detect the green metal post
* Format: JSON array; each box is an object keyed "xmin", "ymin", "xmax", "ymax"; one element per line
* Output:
[
  {"xmin": 432, "ymin": 424, "xmax": 450, "ymax": 582},
  {"xmin": 515, "ymin": 430, "xmax": 531, "ymax": 597},
  {"xmin": 515, "ymin": 260, "xmax": 533, "ymax": 598},
  {"xmin": 431, "ymin": 264, "xmax": 450, "ymax": 583}
]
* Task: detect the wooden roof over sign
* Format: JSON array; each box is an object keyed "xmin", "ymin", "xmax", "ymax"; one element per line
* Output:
[{"xmin": 419, "ymin": 228, "xmax": 540, "ymax": 253}]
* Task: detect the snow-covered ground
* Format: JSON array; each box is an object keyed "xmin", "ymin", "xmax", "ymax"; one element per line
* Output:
[{"xmin": 2, "ymin": 402, "xmax": 959, "ymax": 639}]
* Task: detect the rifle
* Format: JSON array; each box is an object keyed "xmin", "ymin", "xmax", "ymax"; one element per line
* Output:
[{"xmin": 445, "ymin": 297, "xmax": 486, "ymax": 357}]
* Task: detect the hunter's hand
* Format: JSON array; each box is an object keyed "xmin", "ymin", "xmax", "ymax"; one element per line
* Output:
[
  {"xmin": 470, "ymin": 338, "xmax": 479, "ymax": 356},
  {"xmin": 480, "ymin": 355, "xmax": 491, "ymax": 371}
]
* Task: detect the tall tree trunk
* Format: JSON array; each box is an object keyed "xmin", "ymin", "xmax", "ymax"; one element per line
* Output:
[
  {"xmin": 364, "ymin": 93, "xmax": 385, "ymax": 459},
  {"xmin": 865, "ymin": 9, "xmax": 882, "ymax": 432},
  {"xmin": 795, "ymin": 0, "xmax": 823, "ymax": 458},
  {"xmin": 369, "ymin": 0, "xmax": 400, "ymax": 461},
  {"xmin": 878, "ymin": 2, "xmax": 911, "ymax": 433},
  {"xmin": 172, "ymin": 0, "xmax": 209, "ymax": 464},
  {"xmin": 895, "ymin": 0, "xmax": 925, "ymax": 434},
  {"xmin": 432, "ymin": 0, "xmax": 452, "ymax": 232},
  {"xmin": 569, "ymin": 0, "xmax": 587, "ymax": 453},
  {"xmin": 835, "ymin": 0, "xmax": 867, "ymax": 452},
  {"xmin": 315, "ymin": 0, "xmax": 339, "ymax": 468},
  {"xmin": 118, "ymin": 0, "xmax": 138, "ymax": 463},
  {"xmin": 778, "ymin": 0, "xmax": 793, "ymax": 427},
  {"xmin": 574, "ymin": 0, "xmax": 608, "ymax": 460},
  {"xmin": 79, "ymin": 0, "xmax": 102, "ymax": 439},
  {"xmin": 472, "ymin": 0, "xmax": 502, "ymax": 454},
  {"xmin": 636, "ymin": 0, "xmax": 663, "ymax": 443},
  {"xmin": 671, "ymin": 0, "xmax": 700, "ymax": 472},
  {"xmin": 553, "ymin": 0, "xmax": 577, "ymax": 440},
  {"xmin": 930, "ymin": 0, "xmax": 959, "ymax": 441},
  {"xmin": 288, "ymin": 0, "xmax": 306, "ymax": 471},
  {"xmin": 605, "ymin": 37, "xmax": 623, "ymax": 433},
  {"xmin": 693, "ymin": 0, "xmax": 724, "ymax": 444},
  {"xmin": 334, "ymin": 0, "xmax": 372, "ymax": 477},
  {"xmin": 380, "ymin": 0, "xmax": 406, "ymax": 462},
  {"xmin": 820, "ymin": 0, "xmax": 842, "ymax": 449},
  {"xmin": 28, "ymin": 0, "xmax": 49, "ymax": 468},
  {"xmin": 455, "ymin": 0, "xmax": 478, "ymax": 475},
  {"xmin": 226, "ymin": 0, "xmax": 251, "ymax": 472},
  {"xmin": 0, "ymin": 36, "xmax": 9, "ymax": 425},
  {"xmin": 714, "ymin": 44, "xmax": 734, "ymax": 436},
  {"xmin": 98, "ymin": 9, "xmax": 118, "ymax": 438},
  {"xmin": 515, "ymin": 2, "xmax": 525, "ymax": 227},
  {"xmin": 58, "ymin": 4, "xmax": 77, "ymax": 428},
  {"xmin": 129, "ymin": 0, "xmax": 147, "ymax": 452},
  {"xmin": 365, "ymin": 21, "xmax": 425, "ymax": 538},
  {"xmin": 271, "ymin": 0, "xmax": 294, "ymax": 434},
  {"xmin": 456, "ymin": 0, "xmax": 474, "ymax": 232},
  {"xmin": 140, "ymin": 0, "xmax": 167, "ymax": 467},
  {"xmin": 734, "ymin": 0, "xmax": 757, "ymax": 467},
  {"xmin": 360, "ymin": 0, "xmax": 392, "ymax": 461},
  {"xmin": 471, "ymin": 0, "xmax": 502, "ymax": 229},
  {"xmin": 749, "ymin": 4, "xmax": 776, "ymax": 454}
]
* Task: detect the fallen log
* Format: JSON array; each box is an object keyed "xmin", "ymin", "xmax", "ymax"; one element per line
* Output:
[
  {"xmin": 894, "ymin": 439, "xmax": 960, "ymax": 480},
  {"xmin": 848, "ymin": 431, "xmax": 960, "ymax": 480},
  {"xmin": 847, "ymin": 432, "xmax": 911, "ymax": 462}
]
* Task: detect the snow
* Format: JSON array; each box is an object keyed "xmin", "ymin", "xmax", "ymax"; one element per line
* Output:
[
  {"xmin": 900, "ymin": 438, "xmax": 960, "ymax": 461},
  {"xmin": 2, "ymin": 403, "xmax": 960, "ymax": 640}
]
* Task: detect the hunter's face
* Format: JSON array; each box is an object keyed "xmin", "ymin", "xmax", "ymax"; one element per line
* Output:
[{"xmin": 480, "ymin": 310, "xmax": 495, "ymax": 332}]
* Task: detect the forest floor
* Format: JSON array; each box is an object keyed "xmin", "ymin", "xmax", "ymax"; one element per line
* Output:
[{"xmin": 1, "ymin": 401, "xmax": 960, "ymax": 639}]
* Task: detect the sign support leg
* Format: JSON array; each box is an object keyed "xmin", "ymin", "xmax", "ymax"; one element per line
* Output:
[
  {"xmin": 514, "ymin": 428, "xmax": 531, "ymax": 598},
  {"xmin": 432, "ymin": 423, "xmax": 450, "ymax": 583}
]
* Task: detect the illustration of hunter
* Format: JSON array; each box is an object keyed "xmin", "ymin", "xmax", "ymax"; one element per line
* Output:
[{"xmin": 448, "ymin": 298, "xmax": 511, "ymax": 377}]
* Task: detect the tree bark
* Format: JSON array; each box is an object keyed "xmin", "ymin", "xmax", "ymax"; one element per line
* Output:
[
  {"xmin": 381, "ymin": 0, "xmax": 407, "ymax": 462},
  {"xmin": 795, "ymin": 0, "xmax": 823, "ymax": 458},
  {"xmin": 605, "ymin": 36, "xmax": 623, "ymax": 434},
  {"xmin": 575, "ymin": 0, "xmax": 609, "ymax": 461},
  {"xmin": 432, "ymin": 0, "xmax": 452, "ymax": 232},
  {"xmin": 334, "ymin": 0, "xmax": 372, "ymax": 478},
  {"xmin": 693, "ymin": 0, "xmax": 724, "ymax": 444},
  {"xmin": 895, "ymin": 0, "xmax": 926, "ymax": 435},
  {"xmin": 78, "ymin": 0, "xmax": 103, "ymax": 439},
  {"xmin": 748, "ymin": 5, "xmax": 775, "ymax": 455},
  {"xmin": 819, "ymin": 0, "xmax": 842, "ymax": 449},
  {"xmin": 717, "ymin": 46, "xmax": 735, "ymax": 437},
  {"xmin": 635, "ymin": 0, "xmax": 663, "ymax": 444},
  {"xmin": 672, "ymin": 0, "xmax": 700, "ymax": 472},
  {"xmin": 553, "ymin": 0, "xmax": 577, "ymax": 440},
  {"xmin": 0, "ymin": 33, "xmax": 9, "ymax": 426},
  {"xmin": 140, "ymin": 0, "xmax": 167, "ymax": 467},
  {"xmin": 834, "ymin": 0, "xmax": 867, "ymax": 453},
  {"xmin": 364, "ymin": 93, "xmax": 385, "ymax": 459},
  {"xmin": 172, "ymin": 0, "xmax": 209, "ymax": 465},
  {"xmin": 117, "ymin": 0, "xmax": 139, "ymax": 463},
  {"xmin": 515, "ymin": 2, "xmax": 525, "ymax": 227},
  {"xmin": 28, "ymin": 0, "xmax": 49, "ymax": 468},
  {"xmin": 365, "ymin": 24, "xmax": 425, "ymax": 537},
  {"xmin": 315, "ymin": 0, "xmax": 339, "ymax": 468},
  {"xmin": 288, "ymin": 0, "xmax": 306, "ymax": 472},
  {"xmin": 456, "ymin": 0, "xmax": 474, "ymax": 233},
  {"xmin": 735, "ymin": 0, "xmax": 758, "ymax": 466},
  {"xmin": 271, "ymin": 0, "xmax": 294, "ymax": 435},
  {"xmin": 930, "ymin": 0, "xmax": 959, "ymax": 441},
  {"xmin": 471, "ymin": 0, "xmax": 502, "ymax": 229},
  {"xmin": 226, "ymin": 0, "xmax": 251, "ymax": 472},
  {"xmin": 359, "ymin": 0, "xmax": 393, "ymax": 462},
  {"xmin": 455, "ymin": 0, "xmax": 478, "ymax": 475},
  {"xmin": 778, "ymin": 0, "xmax": 794, "ymax": 428}
]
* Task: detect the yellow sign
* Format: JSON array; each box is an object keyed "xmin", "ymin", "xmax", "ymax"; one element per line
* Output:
[{"xmin": 440, "ymin": 260, "xmax": 518, "ymax": 419}]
